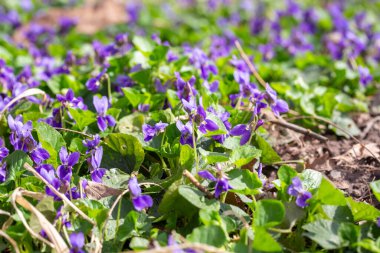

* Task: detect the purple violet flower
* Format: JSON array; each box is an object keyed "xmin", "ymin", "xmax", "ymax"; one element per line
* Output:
[
  {"xmin": 93, "ymin": 96, "xmax": 116, "ymax": 131},
  {"xmin": 176, "ymin": 121, "xmax": 194, "ymax": 147},
  {"xmin": 358, "ymin": 66, "xmax": 373, "ymax": 86},
  {"xmin": 83, "ymin": 134, "xmax": 101, "ymax": 153},
  {"xmin": 0, "ymin": 163, "xmax": 6, "ymax": 183},
  {"xmin": 57, "ymin": 89, "xmax": 87, "ymax": 110},
  {"xmin": 230, "ymin": 124, "xmax": 251, "ymax": 145},
  {"xmin": 265, "ymin": 85, "xmax": 289, "ymax": 116},
  {"xmin": 142, "ymin": 121, "xmax": 168, "ymax": 142},
  {"xmin": 0, "ymin": 138, "xmax": 9, "ymax": 162},
  {"xmin": 29, "ymin": 146, "xmax": 50, "ymax": 165},
  {"xmin": 58, "ymin": 17, "xmax": 77, "ymax": 35},
  {"xmin": 36, "ymin": 164, "xmax": 61, "ymax": 199},
  {"xmin": 128, "ymin": 176, "xmax": 153, "ymax": 211},
  {"xmin": 86, "ymin": 68, "xmax": 107, "ymax": 92},
  {"xmin": 8, "ymin": 115, "xmax": 37, "ymax": 152},
  {"xmin": 287, "ymin": 177, "xmax": 312, "ymax": 208},
  {"xmin": 57, "ymin": 146, "xmax": 79, "ymax": 187},
  {"xmin": 115, "ymin": 33, "xmax": 128, "ymax": 47},
  {"xmin": 198, "ymin": 168, "xmax": 232, "ymax": 198},
  {"xmin": 89, "ymin": 146, "xmax": 106, "ymax": 183},
  {"xmin": 69, "ymin": 232, "xmax": 85, "ymax": 253}
]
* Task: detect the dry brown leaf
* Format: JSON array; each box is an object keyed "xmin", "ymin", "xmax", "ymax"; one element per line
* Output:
[
  {"xmin": 84, "ymin": 181, "xmax": 123, "ymax": 200},
  {"xmin": 307, "ymin": 153, "xmax": 331, "ymax": 171},
  {"xmin": 333, "ymin": 143, "xmax": 380, "ymax": 164},
  {"xmin": 11, "ymin": 188, "xmax": 69, "ymax": 252}
]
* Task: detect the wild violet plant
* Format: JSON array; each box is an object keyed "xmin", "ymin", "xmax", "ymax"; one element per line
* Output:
[{"xmin": 0, "ymin": 0, "xmax": 379, "ymax": 252}]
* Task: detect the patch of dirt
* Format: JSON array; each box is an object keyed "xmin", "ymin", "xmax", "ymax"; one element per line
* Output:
[
  {"xmin": 13, "ymin": 0, "xmax": 129, "ymax": 44},
  {"xmin": 272, "ymin": 112, "xmax": 380, "ymax": 208}
]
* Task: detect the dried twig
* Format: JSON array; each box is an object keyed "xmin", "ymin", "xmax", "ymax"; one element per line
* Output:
[
  {"xmin": 24, "ymin": 163, "xmax": 95, "ymax": 225},
  {"xmin": 0, "ymin": 88, "xmax": 46, "ymax": 120},
  {"xmin": 360, "ymin": 115, "xmax": 380, "ymax": 139},
  {"xmin": 269, "ymin": 119, "xmax": 328, "ymax": 142},
  {"xmin": 234, "ymin": 40, "xmax": 267, "ymax": 88},
  {"xmin": 183, "ymin": 170, "xmax": 214, "ymax": 199},
  {"xmin": 54, "ymin": 127, "xmax": 93, "ymax": 138},
  {"xmin": 121, "ymin": 242, "xmax": 230, "ymax": 253},
  {"xmin": 0, "ymin": 230, "xmax": 21, "ymax": 253}
]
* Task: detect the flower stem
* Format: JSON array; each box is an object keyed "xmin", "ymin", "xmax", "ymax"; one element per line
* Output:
[
  {"xmin": 105, "ymin": 74, "xmax": 112, "ymax": 104},
  {"xmin": 191, "ymin": 119, "xmax": 199, "ymax": 171}
]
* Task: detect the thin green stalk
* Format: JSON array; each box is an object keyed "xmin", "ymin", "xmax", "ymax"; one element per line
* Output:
[
  {"xmin": 113, "ymin": 198, "xmax": 123, "ymax": 243},
  {"xmin": 105, "ymin": 74, "xmax": 112, "ymax": 104},
  {"xmin": 192, "ymin": 119, "xmax": 199, "ymax": 171}
]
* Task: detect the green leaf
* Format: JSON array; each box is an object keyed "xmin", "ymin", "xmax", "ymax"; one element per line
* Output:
[
  {"xmin": 178, "ymin": 185, "xmax": 220, "ymax": 210},
  {"xmin": 370, "ymin": 180, "xmax": 380, "ymax": 202},
  {"xmin": 130, "ymin": 237, "xmax": 150, "ymax": 250},
  {"xmin": 150, "ymin": 45, "xmax": 169, "ymax": 62},
  {"xmin": 230, "ymin": 145, "xmax": 261, "ymax": 168},
  {"xmin": 316, "ymin": 178, "xmax": 346, "ymax": 205},
  {"xmin": 303, "ymin": 219, "xmax": 343, "ymax": 250},
  {"xmin": 35, "ymin": 122, "xmax": 66, "ymax": 167},
  {"xmin": 338, "ymin": 223, "xmax": 360, "ymax": 247},
  {"xmin": 118, "ymin": 211, "xmax": 150, "ymax": 241},
  {"xmin": 254, "ymin": 199, "xmax": 285, "ymax": 228},
  {"xmin": 301, "ymin": 169, "xmax": 323, "ymax": 191},
  {"xmin": 187, "ymin": 225, "xmax": 227, "ymax": 247},
  {"xmin": 322, "ymin": 205, "xmax": 354, "ymax": 223},
  {"xmin": 278, "ymin": 165, "xmax": 297, "ymax": 185},
  {"xmin": 132, "ymin": 36, "xmax": 154, "ymax": 53},
  {"xmin": 158, "ymin": 180, "xmax": 181, "ymax": 214},
  {"xmin": 5, "ymin": 151, "xmax": 33, "ymax": 182},
  {"xmin": 331, "ymin": 112, "xmax": 360, "ymax": 137},
  {"xmin": 357, "ymin": 239, "xmax": 380, "ymax": 253},
  {"xmin": 252, "ymin": 134, "xmax": 281, "ymax": 164},
  {"xmin": 180, "ymin": 145, "xmax": 195, "ymax": 169},
  {"xmin": 252, "ymin": 227, "xmax": 282, "ymax": 252},
  {"xmin": 347, "ymin": 197, "xmax": 380, "ymax": 221},
  {"xmin": 129, "ymin": 69, "xmax": 152, "ymax": 86},
  {"xmin": 122, "ymin": 87, "xmax": 148, "ymax": 107},
  {"xmin": 104, "ymin": 133, "xmax": 145, "ymax": 171},
  {"xmin": 228, "ymin": 169, "xmax": 262, "ymax": 195},
  {"xmin": 199, "ymin": 148, "xmax": 229, "ymax": 164}
]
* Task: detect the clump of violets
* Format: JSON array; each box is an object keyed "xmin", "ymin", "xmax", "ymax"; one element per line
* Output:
[
  {"xmin": 182, "ymin": 97, "xmax": 219, "ymax": 134},
  {"xmin": 142, "ymin": 121, "xmax": 168, "ymax": 141},
  {"xmin": 69, "ymin": 232, "xmax": 85, "ymax": 253},
  {"xmin": 93, "ymin": 96, "xmax": 116, "ymax": 131},
  {"xmin": 8, "ymin": 115, "xmax": 50, "ymax": 165},
  {"xmin": 37, "ymin": 147, "xmax": 82, "ymax": 200},
  {"xmin": 128, "ymin": 176, "xmax": 153, "ymax": 211},
  {"xmin": 198, "ymin": 164, "xmax": 232, "ymax": 198},
  {"xmin": 287, "ymin": 177, "xmax": 312, "ymax": 208},
  {"xmin": 56, "ymin": 88, "xmax": 87, "ymax": 110}
]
